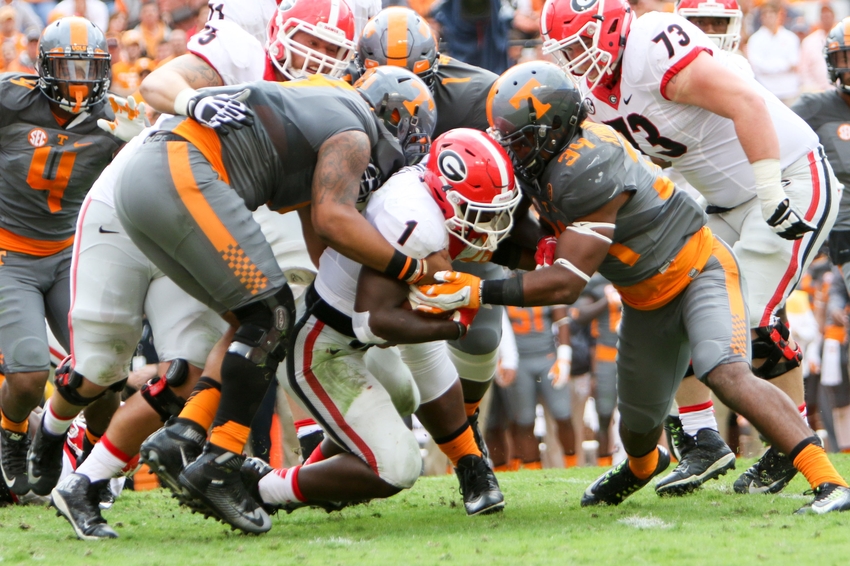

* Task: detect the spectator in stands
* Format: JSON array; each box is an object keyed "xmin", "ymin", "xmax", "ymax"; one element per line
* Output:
[
  {"xmin": 107, "ymin": 10, "xmax": 129, "ymax": 36},
  {"xmin": 4, "ymin": 27, "xmax": 37, "ymax": 72},
  {"xmin": 0, "ymin": 0, "xmax": 42, "ymax": 34},
  {"xmin": 114, "ymin": 0, "xmax": 143, "ymax": 28},
  {"xmin": 747, "ymin": 2, "xmax": 800, "ymax": 104},
  {"xmin": 111, "ymin": 29, "xmax": 143, "ymax": 96},
  {"xmin": 51, "ymin": 0, "xmax": 109, "ymax": 32},
  {"xmin": 0, "ymin": 6, "xmax": 24, "ymax": 55},
  {"xmin": 799, "ymin": 3, "xmax": 835, "ymax": 93},
  {"xmin": 27, "ymin": 0, "xmax": 57, "ymax": 27},
  {"xmin": 433, "ymin": 0, "xmax": 511, "ymax": 74},
  {"xmin": 134, "ymin": 1, "xmax": 169, "ymax": 57},
  {"xmin": 0, "ymin": 30, "xmax": 14, "ymax": 70},
  {"xmin": 167, "ymin": 27, "xmax": 186, "ymax": 57}
]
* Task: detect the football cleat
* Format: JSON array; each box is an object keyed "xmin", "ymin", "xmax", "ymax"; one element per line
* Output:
[
  {"xmin": 51, "ymin": 473, "xmax": 118, "ymax": 540},
  {"xmin": 240, "ymin": 457, "xmax": 346, "ymax": 515},
  {"xmin": 27, "ymin": 420, "xmax": 68, "ymax": 496},
  {"xmin": 655, "ymin": 428, "xmax": 736, "ymax": 496},
  {"xmin": 139, "ymin": 417, "xmax": 206, "ymax": 506},
  {"xmin": 298, "ymin": 430, "xmax": 324, "ymax": 463},
  {"xmin": 455, "ymin": 454, "xmax": 505, "ymax": 516},
  {"xmin": 663, "ymin": 414, "xmax": 684, "ymax": 461},
  {"xmin": 795, "ymin": 483, "xmax": 850, "ymax": 515},
  {"xmin": 582, "ymin": 446, "xmax": 670, "ymax": 507},
  {"xmin": 468, "ymin": 410, "xmax": 491, "ymax": 466},
  {"xmin": 179, "ymin": 446, "xmax": 271, "ymax": 534},
  {"xmin": 1, "ymin": 427, "xmax": 31, "ymax": 495},
  {"xmin": 733, "ymin": 445, "xmax": 801, "ymax": 494}
]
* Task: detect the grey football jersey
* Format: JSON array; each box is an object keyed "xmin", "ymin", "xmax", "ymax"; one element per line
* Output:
[
  {"xmin": 792, "ymin": 90, "xmax": 850, "ymax": 230},
  {"xmin": 506, "ymin": 305, "xmax": 556, "ymax": 356},
  {"xmin": 528, "ymin": 121, "xmax": 707, "ymax": 291},
  {"xmin": 160, "ymin": 76, "xmax": 404, "ymax": 212},
  {"xmin": 432, "ymin": 55, "xmax": 497, "ymax": 136},
  {"xmin": 0, "ymin": 73, "xmax": 120, "ymax": 247},
  {"xmin": 583, "ymin": 274, "xmax": 620, "ymax": 348}
]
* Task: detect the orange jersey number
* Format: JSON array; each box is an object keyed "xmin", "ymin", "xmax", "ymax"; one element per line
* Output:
[
  {"xmin": 508, "ymin": 306, "xmax": 546, "ymax": 335},
  {"xmin": 26, "ymin": 147, "xmax": 77, "ymax": 213}
]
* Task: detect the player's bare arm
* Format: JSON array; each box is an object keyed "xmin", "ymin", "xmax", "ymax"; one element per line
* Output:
[
  {"xmin": 140, "ymin": 54, "xmax": 224, "ymax": 115},
  {"xmin": 311, "ymin": 130, "xmax": 419, "ymax": 275},
  {"xmin": 664, "ymin": 51, "xmax": 780, "ymax": 163},
  {"xmin": 354, "ymin": 251, "xmax": 462, "ymax": 344}
]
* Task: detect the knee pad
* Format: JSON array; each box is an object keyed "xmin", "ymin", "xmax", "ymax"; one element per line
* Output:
[
  {"xmin": 229, "ymin": 285, "xmax": 296, "ymax": 368},
  {"xmin": 752, "ymin": 319, "xmax": 802, "ymax": 379},
  {"xmin": 447, "ymin": 346, "xmax": 498, "ymax": 383},
  {"xmin": 448, "ymin": 305, "xmax": 502, "ymax": 355},
  {"xmin": 380, "ymin": 431, "xmax": 422, "ymax": 489},
  {"xmin": 140, "ymin": 359, "xmax": 189, "ymax": 422},
  {"xmin": 54, "ymin": 364, "xmax": 107, "ymax": 407}
]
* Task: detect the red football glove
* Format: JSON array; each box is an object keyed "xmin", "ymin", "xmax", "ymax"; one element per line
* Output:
[{"xmin": 535, "ymin": 236, "xmax": 558, "ymax": 268}]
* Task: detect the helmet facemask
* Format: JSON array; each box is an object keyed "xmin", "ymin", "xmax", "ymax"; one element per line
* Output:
[
  {"xmin": 545, "ymin": 20, "xmax": 613, "ymax": 94},
  {"xmin": 40, "ymin": 52, "xmax": 110, "ymax": 113},
  {"xmin": 828, "ymin": 48, "xmax": 850, "ymax": 95},
  {"xmin": 444, "ymin": 188, "xmax": 522, "ymax": 251},
  {"xmin": 270, "ymin": 19, "xmax": 355, "ymax": 80}
]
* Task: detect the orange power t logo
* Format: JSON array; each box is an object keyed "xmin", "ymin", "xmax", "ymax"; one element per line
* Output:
[
  {"xmin": 509, "ymin": 79, "xmax": 551, "ymax": 118},
  {"xmin": 402, "ymin": 79, "xmax": 435, "ymax": 115}
]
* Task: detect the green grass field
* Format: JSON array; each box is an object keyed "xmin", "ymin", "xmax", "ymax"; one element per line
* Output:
[{"xmin": 2, "ymin": 456, "xmax": 850, "ymax": 566}]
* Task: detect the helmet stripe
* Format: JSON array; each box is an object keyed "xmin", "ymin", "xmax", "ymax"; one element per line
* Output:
[
  {"xmin": 845, "ymin": 19, "xmax": 850, "ymax": 47},
  {"xmin": 387, "ymin": 9, "xmax": 408, "ymax": 68},
  {"xmin": 328, "ymin": 0, "xmax": 340, "ymax": 27},
  {"xmin": 70, "ymin": 18, "xmax": 88, "ymax": 49},
  {"xmin": 480, "ymin": 136, "xmax": 511, "ymax": 190}
]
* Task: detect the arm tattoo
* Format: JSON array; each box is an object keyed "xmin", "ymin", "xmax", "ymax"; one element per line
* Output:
[
  {"xmin": 167, "ymin": 54, "xmax": 224, "ymax": 88},
  {"xmin": 314, "ymin": 130, "xmax": 371, "ymax": 206}
]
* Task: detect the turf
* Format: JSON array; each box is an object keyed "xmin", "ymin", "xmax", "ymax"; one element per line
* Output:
[{"xmin": 2, "ymin": 456, "xmax": 850, "ymax": 566}]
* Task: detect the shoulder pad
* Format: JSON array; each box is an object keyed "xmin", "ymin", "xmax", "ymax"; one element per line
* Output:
[
  {"xmin": 0, "ymin": 73, "xmax": 41, "ymax": 113},
  {"xmin": 188, "ymin": 20, "xmax": 266, "ymax": 85}
]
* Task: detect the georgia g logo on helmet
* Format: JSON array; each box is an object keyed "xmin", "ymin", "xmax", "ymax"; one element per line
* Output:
[
  {"xmin": 438, "ymin": 150, "xmax": 467, "ymax": 182},
  {"xmin": 570, "ymin": 0, "xmax": 599, "ymax": 12}
]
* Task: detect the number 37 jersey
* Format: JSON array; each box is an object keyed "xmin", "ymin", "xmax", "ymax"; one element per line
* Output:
[
  {"xmin": 0, "ymin": 74, "xmax": 121, "ymax": 254},
  {"xmin": 586, "ymin": 12, "xmax": 818, "ymax": 210}
]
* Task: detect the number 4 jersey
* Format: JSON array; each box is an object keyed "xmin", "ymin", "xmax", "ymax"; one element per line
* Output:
[
  {"xmin": 586, "ymin": 12, "xmax": 818, "ymax": 210},
  {"xmin": 0, "ymin": 74, "xmax": 121, "ymax": 255}
]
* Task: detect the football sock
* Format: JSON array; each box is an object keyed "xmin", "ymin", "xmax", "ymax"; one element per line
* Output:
[
  {"xmin": 521, "ymin": 460, "xmax": 542, "ymax": 470},
  {"xmin": 508, "ymin": 458, "xmax": 521, "ymax": 471},
  {"xmin": 597, "ymin": 455, "xmax": 613, "ymax": 467},
  {"xmin": 258, "ymin": 465, "xmax": 305, "ymax": 505},
  {"xmin": 0, "ymin": 409, "xmax": 27, "ymax": 434},
  {"xmin": 178, "ymin": 377, "xmax": 221, "ymax": 430},
  {"xmin": 434, "ymin": 422, "xmax": 482, "ymax": 466},
  {"xmin": 628, "ymin": 447, "xmax": 660, "ymax": 480},
  {"xmin": 564, "ymin": 454, "xmax": 579, "ymax": 468},
  {"xmin": 679, "ymin": 400, "xmax": 718, "ymax": 437},
  {"xmin": 493, "ymin": 463, "xmax": 512, "ymax": 472},
  {"xmin": 77, "ymin": 435, "xmax": 129, "ymax": 482},
  {"xmin": 295, "ymin": 418, "xmax": 322, "ymax": 438},
  {"xmin": 304, "ymin": 443, "xmax": 327, "ymax": 466},
  {"xmin": 209, "ymin": 420, "xmax": 251, "ymax": 455},
  {"xmin": 790, "ymin": 437, "xmax": 848, "ymax": 489},
  {"xmin": 85, "ymin": 428, "xmax": 101, "ymax": 446},
  {"xmin": 464, "ymin": 400, "xmax": 481, "ymax": 418},
  {"xmin": 42, "ymin": 398, "xmax": 76, "ymax": 436}
]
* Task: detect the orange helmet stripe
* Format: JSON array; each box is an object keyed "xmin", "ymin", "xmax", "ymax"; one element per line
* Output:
[
  {"xmin": 386, "ymin": 10, "xmax": 408, "ymax": 68},
  {"xmin": 69, "ymin": 17, "xmax": 88, "ymax": 50},
  {"xmin": 844, "ymin": 19, "xmax": 850, "ymax": 47}
]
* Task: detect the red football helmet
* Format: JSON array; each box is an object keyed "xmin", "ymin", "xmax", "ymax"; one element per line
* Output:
[
  {"xmin": 540, "ymin": 0, "xmax": 633, "ymax": 93},
  {"xmin": 425, "ymin": 129, "xmax": 521, "ymax": 252},
  {"xmin": 675, "ymin": 0, "xmax": 742, "ymax": 52},
  {"xmin": 267, "ymin": 0, "xmax": 356, "ymax": 80}
]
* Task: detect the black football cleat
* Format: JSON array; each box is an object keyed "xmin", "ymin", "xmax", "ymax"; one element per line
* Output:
[
  {"xmin": 455, "ymin": 454, "xmax": 505, "ymax": 516},
  {"xmin": 795, "ymin": 483, "xmax": 850, "ymax": 515},
  {"xmin": 467, "ymin": 410, "xmax": 491, "ymax": 466},
  {"xmin": 655, "ymin": 428, "xmax": 735, "ymax": 496},
  {"xmin": 179, "ymin": 445, "xmax": 271, "ymax": 534},
  {"xmin": 582, "ymin": 446, "xmax": 670, "ymax": 507},
  {"xmin": 733, "ymin": 445, "xmax": 800, "ymax": 494},
  {"xmin": 27, "ymin": 419, "xmax": 68, "ymax": 496},
  {"xmin": 1, "ymin": 427, "xmax": 31, "ymax": 495},
  {"xmin": 51, "ymin": 473, "xmax": 118, "ymax": 540},
  {"xmin": 139, "ymin": 417, "xmax": 205, "ymax": 505}
]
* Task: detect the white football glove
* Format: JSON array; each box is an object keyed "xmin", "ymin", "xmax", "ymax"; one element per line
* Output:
[
  {"xmin": 548, "ymin": 344, "xmax": 572, "ymax": 390},
  {"xmin": 97, "ymin": 94, "xmax": 148, "ymax": 142},
  {"xmin": 753, "ymin": 158, "xmax": 815, "ymax": 241}
]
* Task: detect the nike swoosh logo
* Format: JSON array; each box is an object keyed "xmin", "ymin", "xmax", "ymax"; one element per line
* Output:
[
  {"xmin": 2, "ymin": 466, "xmax": 18, "ymax": 488},
  {"xmin": 74, "ymin": 142, "xmax": 92, "ymax": 148},
  {"xmin": 99, "ymin": 226, "xmax": 119, "ymax": 234},
  {"xmin": 623, "ymin": 95, "xmax": 632, "ymax": 105}
]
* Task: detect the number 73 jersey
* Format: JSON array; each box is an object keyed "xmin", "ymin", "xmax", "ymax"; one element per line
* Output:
[
  {"xmin": 0, "ymin": 73, "xmax": 121, "ymax": 254},
  {"xmin": 585, "ymin": 11, "xmax": 818, "ymax": 211}
]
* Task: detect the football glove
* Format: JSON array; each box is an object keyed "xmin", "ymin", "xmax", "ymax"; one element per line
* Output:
[
  {"xmin": 409, "ymin": 271, "xmax": 482, "ymax": 314},
  {"xmin": 547, "ymin": 344, "xmax": 572, "ymax": 390},
  {"xmin": 186, "ymin": 89, "xmax": 254, "ymax": 134},
  {"xmin": 97, "ymin": 94, "xmax": 148, "ymax": 142},
  {"xmin": 535, "ymin": 236, "xmax": 558, "ymax": 268},
  {"xmin": 764, "ymin": 198, "xmax": 816, "ymax": 240}
]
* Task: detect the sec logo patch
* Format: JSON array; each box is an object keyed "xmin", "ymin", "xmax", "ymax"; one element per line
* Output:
[
  {"xmin": 838, "ymin": 124, "xmax": 850, "ymax": 141},
  {"xmin": 28, "ymin": 128, "xmax": 48, "ymax": 147}
]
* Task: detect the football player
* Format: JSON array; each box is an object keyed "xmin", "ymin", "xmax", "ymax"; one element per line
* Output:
[
  {"xmin": 356, "ymin": 7, "xmax": 520, "ymax": 457},
  {"xmin": 540, "ymin": 0, "xmax": 839, "ymax": 497},
  {"xmin": 0, "ymin": 17, "xmax": 123, "ymax": 498},
  {"xmin": 244, "ymin": 126, "xmax": 516, "ymax": 519},
  {"xmin": 411, "ymin": 61, "xmax": 850, "ymax": 515}
]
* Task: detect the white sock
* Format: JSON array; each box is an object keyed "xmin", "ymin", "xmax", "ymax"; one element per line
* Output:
[
  {"xmin": 258, "ymin": 465, "xmax": 305, "ymax": 505},
  {"xmin": 42, "ymin": 398, "xmax": 77, "ymax": 437},
  {"xmin": 679, "ymin": 401, "xmax": 718, "ymax": 437},
  {"xmin": 76, "ymin": 436, "xmax": 129, "ymax": 482}
]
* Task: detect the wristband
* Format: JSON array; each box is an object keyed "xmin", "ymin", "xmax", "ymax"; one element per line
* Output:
[
  {"xmin": 481, "ymin": 273, "xmax": 524, "ymax": 306},
  {"xmin": 385, "ymin": 250, "xmax": 426, "ymax": 283},
  {"xmin": 173, "ymin": 88, "xmax": 199, "ymax": 116},
  {"xmin": 454, "ymin": 321, "xmax": 467, "ymax": 340},
  {"xmin": 752, "ymin": 158, "xmax": 784, "ymax": 203},
  {"xmin": 557, "ymin": 344, "xmax": 572, "ymax": 362}
]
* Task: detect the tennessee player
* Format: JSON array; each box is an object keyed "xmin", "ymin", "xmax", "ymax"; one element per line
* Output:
[
  {"xmin": 243, "ymin": 127, "xmax": 515, "ymax": 519},
  {"xmin": 357, "ymin": 7, "xmax": 513, "ymax": 458},
  {"xmin": 541, "ymin": 0, "xmax": 840, "ymax": 497},
  {"xmin": 0, "ymin": 17, "xmax": 122, "ymax": 498},
  {"xmin": 411, "ymin": 61, "xmax": 850, "ymax": 514}
]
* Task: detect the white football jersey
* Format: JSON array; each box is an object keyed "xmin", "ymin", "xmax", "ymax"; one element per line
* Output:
[
  {"xmin": 315, "ymin": 166, "xmax": 447, "ymax": 316},
  {"xmin": 586, "ymin": 11, "xmax": 818, "ymax": 210},
  {"xmin": 88, "ymin": 21, "xmax": 265, "ymax": 208},
  {"xmin": 205, "ymin": 0, "xmax": 277, "ymax": 43}
]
